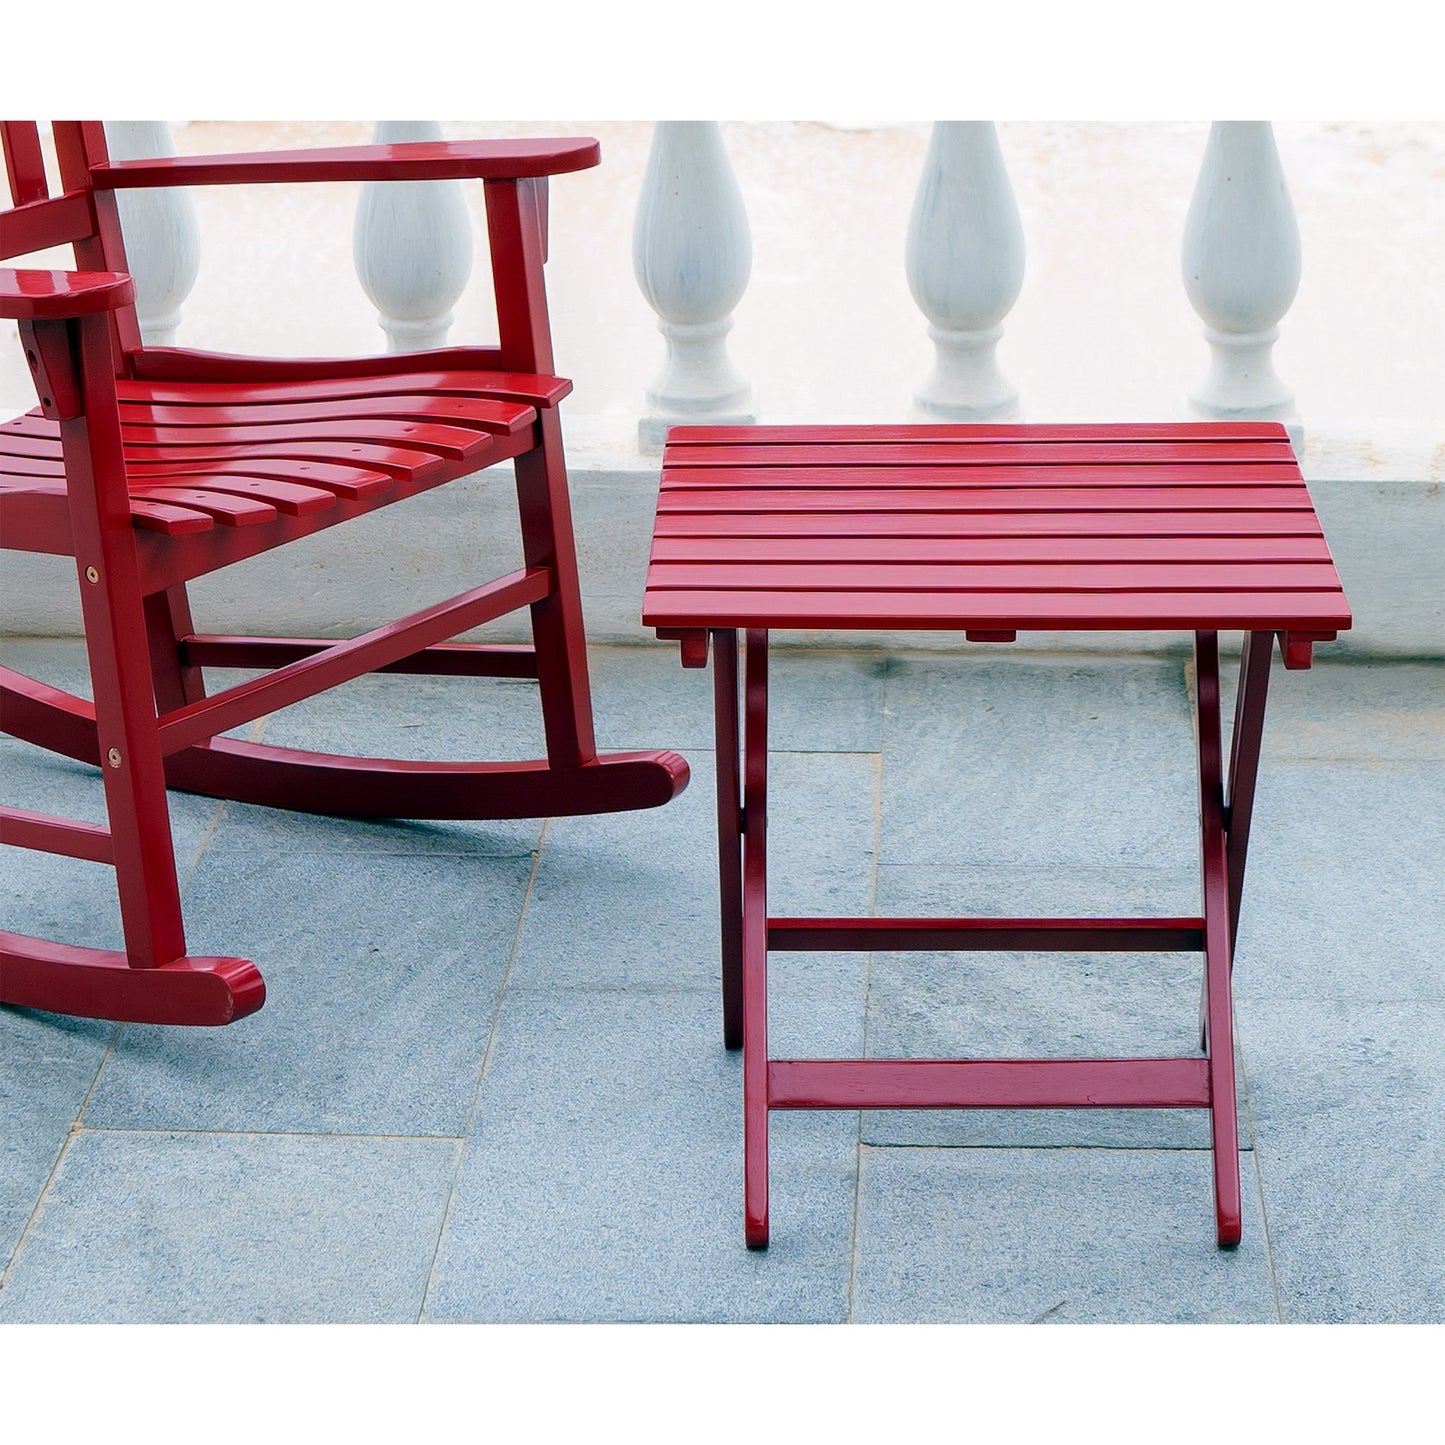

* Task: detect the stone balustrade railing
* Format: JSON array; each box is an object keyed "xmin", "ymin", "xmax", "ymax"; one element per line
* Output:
[{"xmin": 104, "ymin": 120, "xmax": 1302, "ymax": 445}]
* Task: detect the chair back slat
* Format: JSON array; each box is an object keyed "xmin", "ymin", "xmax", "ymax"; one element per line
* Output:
[
  {"xmin": 5, "ymin": 121, "xmax": 143, "ymax": 365},
  {"xmin": 2, "ymin": 122, "xmax": 49, "ymax": 204}
]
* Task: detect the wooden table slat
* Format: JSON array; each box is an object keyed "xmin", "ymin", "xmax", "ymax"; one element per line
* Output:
[
  {"xmin": 642, "ymin": 423, "xmax": 1350, "ymax": 637},
  {"xmin": 648, "ymin": 560, "xmax": 1344, "ymax": 594},
  {"xmin": 662, "ymin": 441, "xmax": 1298, "ymax": 467},
  {"xmin": 651, "ymin": 510, "xmax": 1327, "ymax": 540},
  {"xmin": 657, "ymin": 486, "xmax": 1315, "ymax": 514},
  {"xmin": 659, "ymin": 462, "xmax": 1304, "ymax": 489},
  {"xmin": 649, "ymin": 535, "xmax": 1336, "ymax": 565},
  {"xmin": 664, "ymin": 421, "xmax": 1293, "ymax": 445},
  {"xmin": 643, "ymin": 588, "xmax": 1354, "ymax": 631}
]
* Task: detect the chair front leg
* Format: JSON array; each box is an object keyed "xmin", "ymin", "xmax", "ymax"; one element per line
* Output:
[{"xmin": 63, "ymin": 313, "xmax": 187, "ymax": 967}]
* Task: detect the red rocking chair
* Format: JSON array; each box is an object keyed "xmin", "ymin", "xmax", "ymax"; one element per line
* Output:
[{"xmin": 0, "ymin": 121, "xmax": 688, "ymax": 1027}]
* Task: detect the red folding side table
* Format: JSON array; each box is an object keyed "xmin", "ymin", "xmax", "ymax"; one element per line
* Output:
[{"xmin": 642, "ymin": 422, "xmax": 1351, "ymax": 1250}]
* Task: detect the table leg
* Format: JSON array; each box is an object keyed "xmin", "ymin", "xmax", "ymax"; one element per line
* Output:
[
  {"xmin": 1194, "ymin": 631, "xmax": 1243, "ymax": 1247},
  {"xmin": 1226, "ymin": 629, "xmax": 1275, "ymax": 948},
  {"xmin": 1198, "ymin": 629, "xmax": 1275, "ymax": 1050},
  {"xmin": 742, "ymin": 628, "xmax": 771, "ymax": 1249},
  {"xmin": 712, "ymin": 629, "xmax": 744, "ymax": 1051}
]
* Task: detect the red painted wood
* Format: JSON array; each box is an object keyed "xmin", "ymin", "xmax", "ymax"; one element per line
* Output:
[
  {"xmin": 767, "ymin": 1058, "xmax": 1212, "ymax": 1110},
  {"xmin": 90, "ymin": 138, "xmax": 601, "ymax": 188},
  {"xmin": 1194, "ymin": 631, "xmax": 1243, "ymax": 1246},
  {"xmin": 742, "ymin": 629, "xmax": 771, "ymax": 1248},
  {"xmin": 0, "ymin": 930, "xmax": 265, "ymax": 1025},
  {"xmin": 2, "ymin": 123, "xmax": 688, "ymax": 1028},
  {"xmin": 663, "ymin": 440, "xmax": 1299, "ymax": 467},
  {"xmin": 712, "ymin": 629, "xmax": 744, "ymax": 1050},
  {"xmin": 652, "ymin": 426, "xmax": 1349, "ymax": 1249},
  {"xmin": 0, "ymin": 807, "xmax": 113, "ymax": 864},
  {"xmin": 113, "ymin": 418, "xmax": 502, "ymax": 460},
  {"xmin": 126, "ymin": 462, "xmax": 393, "ymax": 501},
  {"xmin": 181, "ymin": 635, "xmax": 540, "ymax": 679},
  {"xmin": 657, "ymin": 485, "xmax": 1314, "ymax": 514},
  {"xmin": 63, "ymin": 311, "xmax": 187, "ymax": 968},
  {"xmin": 0, "ymin": 268, "xmax": 135, "ymax": 319},
  {"xmin": 653, "ymin": 509, "xmax": 1324, "ymax": 540},
  {"xmin": 512, "ymin": 406, "xmax": 597, "ymax": 768},
  {"xmin": 127, "ymin": 486, "xmax": 279, "ymax": 526},
  {"xmin": 115, "ymin": 393, "xmax": 534, "ymax": 435},
  {"xmin": 50, "ymin": 123, "xmax": 143, "ymax": 362},
  {"xmin": 650, "ymin": 560, "xmax": 1343, "ymax": 593},
  {"xmin": 135, "ymin": 477, "xmax": 340, "ymax": 517},
  {"xmin": 163, "ymin": 739, "xmax": 690, "ymax": 821},
  {"xmin": 645, "ymin": 589, "xmax": 1353, "ymax": 633},
  {"xmin": 659, "ymin": 463, "xmax": 1305, "ymax": 488},
  {"xmin": 2, "ymin": 194, "xmax": 99, "ymax": 261},
  {"xmin": 666, "ymin": 421, "xmax": 1292, "ymax": 444},
  {"xmin": 1225, "ymin": 631, "xmax": 1274, "ymax": 947},
  {"xmin": 2, "ymin": 122, "xmax": 50, "ymax": 205},
  {"xmin": 767, "ymin": 916, "xmax": 1206, "ymax": 952},
  {"xmin": 157, "ymin": 569, "xmax": 552, "ymax": 756},
  {"xmin": 116, "ymin": 369, "xmax": 573, "ymax": 408},
  {"xmin": 651, "ymin": 535, "xmax": 1334, "ymax": 564}
]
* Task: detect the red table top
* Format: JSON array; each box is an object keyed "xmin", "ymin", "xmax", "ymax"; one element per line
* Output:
[{"xmin": 642, "ymin": 423, "xmax": 1352, "ymax": 636}]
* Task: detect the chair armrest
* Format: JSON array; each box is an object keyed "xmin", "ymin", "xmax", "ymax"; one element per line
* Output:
[
  {"xmin": 0, "ymin": 268, "xmax": 135, "ymax": 320},
  {"xmin": 89, "ymin": 138, "xmax": 601, "ymax": 189}
]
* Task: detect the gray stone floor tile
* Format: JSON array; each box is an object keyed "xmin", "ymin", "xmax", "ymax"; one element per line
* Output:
[
  {"xmin": 1234, "ymin": 762, "xmax": 1445, "ymax": 1003},
  {"xmin": 0, "ymin": 1130, "xmax": 457, "ymax": 1323},
  {"xmin": 0, "ymin": 1009, "xmax": 114, "ymax": 1272},
  {"xmin": 202, "ymin": 671, "xmax": 546, "ymax": 855},
  {"xmin": 207, "ymin": 797, "xmax": 545, "ymax": 857},
  {"xmin": 424, "ymin": 994, "xmax": 857, "ymax": 1322},
  {"xmin": 2, "ymin": 641, "xmax": 1437, "ymax": 1325},
  {"xmin": 1219, "ymin": 658, "xmax": 1444, "ymax": 765},
  {"xmin": 253, "ymin": 668, "xmax": 550, "ymax": 763},
  {"xmin": 861, "ymin": 865, "xmax": 1243, "ymax": 1149},
  {"xmin": 81, "ymin": 849, "xmax": 533, "ymax": 1136},
  {"xmin": 1241, "ymin": 999, "xmax": 1445, "ymax": 1322},
  {"xmin": 880, "ymin": 655, "xmax": 1200, "ymax": 868},
  {"xmin": 510, "ymin": 749, "xmax": 878, "ymax": 993},
  {"xmin": 852, "ymin": 1145, "xmax": 1275, "ymax": 1323},
  {"xmin": 588, "ymin": 643, "xmax": 888, "ymax": 755},
  {"xmin": 0, "ymin": 637, "xmax": 94, "ymax": 699}
]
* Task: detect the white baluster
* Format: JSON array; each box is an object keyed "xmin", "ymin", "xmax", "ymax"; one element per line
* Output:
[
  {"xmin": 906, "ymin": 121, "xmax": 1025, "ymax": 421},
  {"xmin": 353, "ymin": 121, "xmax": 473, "ymax": 353},
  {"xmin": 633, "ymin": 121, "xmax": 755, "ymax": 452},
  {"xmin": 103, "ymin": 122, "xmax": 200, "ymax": 347},
  {"xmin": 1182, "ymin": 122, "xmax": 1301, "ymax": 428}
]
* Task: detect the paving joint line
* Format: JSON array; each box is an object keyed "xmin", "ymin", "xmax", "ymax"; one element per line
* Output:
[
  {"xmin": 51, "ymin": 1125, "xmax": 465, "ymax": 1142},
  {"xmin": 1235, "ymin": 1017, "xmax": 1286, "ymax": 1322},
  {"xmin": 846, "ymin": 657, "xmax": 891, "ymax": 1322},
  {"xmin": 416, "ymin": 816, "xmax": 550, "ymax": 1324},
  {"xmin": 0, "ymin": 1020, "xmax": 121, "ymax": 1292}
]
